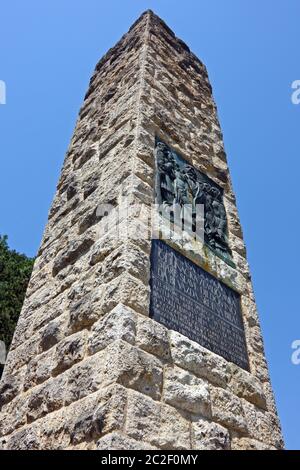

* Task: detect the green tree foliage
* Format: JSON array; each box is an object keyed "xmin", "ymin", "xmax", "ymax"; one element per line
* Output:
[{"xmin": 0, "ymin": 235, "xmax": 34, "ymax": 361}]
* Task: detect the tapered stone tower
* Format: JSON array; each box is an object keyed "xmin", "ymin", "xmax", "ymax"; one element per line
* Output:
[{"xmin": 0, "ymin": 11, "xmax": 283, "ymax": 450}]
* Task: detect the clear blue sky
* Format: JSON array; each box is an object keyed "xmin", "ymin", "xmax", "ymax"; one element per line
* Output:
[{"xmin": 0, "ymin": 0, "xmax": 299, "ymax": 449}]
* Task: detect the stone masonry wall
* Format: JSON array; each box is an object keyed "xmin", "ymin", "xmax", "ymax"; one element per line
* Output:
[{"xmin": 0, "ymin": 11, "xmax": 283, "ymax": 450}]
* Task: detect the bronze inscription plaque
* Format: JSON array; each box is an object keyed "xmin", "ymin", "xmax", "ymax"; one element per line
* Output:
[{"xmin": 150, "ymin": 240, "xmax": 249, "ymax": 370}]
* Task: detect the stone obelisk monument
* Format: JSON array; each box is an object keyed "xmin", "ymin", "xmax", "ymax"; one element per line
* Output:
[{"xmin": 0, "ymin": 11, "xmax": 283, "ymax": 450}]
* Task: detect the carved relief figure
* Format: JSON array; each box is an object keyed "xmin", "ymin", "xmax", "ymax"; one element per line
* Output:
[
  {"xmin": 155, "ymin": 138, "xmax": 232, "ymax": 263},
  {"xmin": 156, "ymin": 141, "xmax": 176, "ymax": 206}
]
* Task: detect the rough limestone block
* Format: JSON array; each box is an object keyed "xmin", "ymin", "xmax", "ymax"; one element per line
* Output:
[
  {"xmin": 65, "ymin": 442, "xmax": 96, "ymax": 450},
  {"xmin": 98, "ymin": 242, "xmax": 150, "ymax": 285},
  {"xmin": 89, "ymin": 233, "xmax": 122, "ymax": 266},
  {"xmin": 88, "ymin": 304, "xmax": 136, "ymax": 355},
  {"xmin": 155, "ymin": 404, "xmax": 191, "ymax": 450},
  {"xmin": 65, "ymin": 350, "xmax": 107, "ymax": 405},
  {"xmin": 0, "ymin": 437, "xmax": 7, "ymax": 450},
  {"xmin": 240, "ymin": 296, "xmax": 260, "ymax": 328},
  {"xmin": 242, "ymin": 400, "xmax": 284, "ymax": 449},
  {"xmin": 222, "ymin": 198, "xmax": 243, "ymax": 239},
  {"xmin": 163, "ymin": 365, "xmax": 211, "ymax": 417},
  {"xmin": 39, "ymin": 408, "xmax": 71, "ymax": 450},
  {"xmin": 52, "ymin": 330, "xmax": 87, "ymax": 375},
  {"xmin": 248, "ymin": 325, "xmax": 265, "ymax": 356},
  {"xmin": 5, "ymin": 424, "xmax": 41, "ymax": 450},
  {"xmin": 125, "ymin": 389, "xmax": 161, "ymax": 443},
  {"xmin": 125, "ymin": 389, "xmax": 191, "ymax": 450},
  {"xmin": 21, "ymin": 286, "xmax": 54, "ymax": 320},
  {"xmin": 68, "ymin": 287, "xmax": 105, "ymax": 332},
  {"xmin": 3, "ymin": 333, "xmax": 39, "ymax": 375},
  {"xmin": 192, "ymin": 418, "xmax": 230, "ymax": 450},
  {"xmin": 0, "ymin": 394, "xmax": 28, "ymax": 435},
  {"xmin": 54, "ymin": 269, "xmax": 79, "ymax": 298},
  {"xmin": 52, "ymin": 232, "xmax": 95, "ymax": 277},
  {"xmin": 231, "ymin": 436, "xmax": 277, "ymax": 451},
  {"xmin": 91, "ymin": 246, "xmax": 130, "ymax": 285},
  {"xmin": 169, "ymin": 330, "xmax": 229, "ymax": 387},
  {"xmin": 8, "ymin": 314, "xmax": 35, "ymax": 349},
  {"xmin": 97, "ymin": 432, "xmax": 157, "ymax": 450},
  {"xmin": 227, "ymin": 363, "xmax": 267, "ymax": 409},
  {"xmin": 24, "ymin": 348, "xmax": 55, "ymax": 390},
  {"xmin": 103, "ymin": 340, "xmax": 163, "ymax": 401},
  {"xmin": 0, "ymin": 369, "xmax": 25, "ymax": 409},
  {"xmin": 26, "ymin": 384, "xmax": 48, "ymax": 424},
  {"xmin": 69, "ymin": 384, "xmax": 127, "ymax": 445},
  {"xmin": 32, "ymin": 293, "xmax": 67, "ymax": 334},
  {"xmin": 126, "ymin": 244, "xmax": 151, "ymax": 283},
  {"xmin": 0, "ymin": 412, "xmax": 9, "ymax": 437},
  {"xmin": 39, "ymin": 313, "xmax": 68, "ymax": 352},
  {"xmin": 262, "ymin": 381, "xmax": 280, "ymax": 416},
  {"xmin": 100, "ymin": 272, "xmax": 150, "ymax": 316},
  {"xmin": 249, "ymin": 351, "xmax": 270, "ymax": 383},
  {"xmin": 27, "ymin": 374, "xmax": 68, "ymax": 424},
  {"xmin": 133, "ymin": 154, "xmax": 154, "ymax": 187},
  {"xmin": 136, "ymin": 315, "xmax": 171, "ymax": 361},
  {"xmin": 121, "ymin": 173, "xmax": 153, "ymax": 207},
  {"xmin": 210, "ymin": 387, "xmax": 247, "ymax": 434}
]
